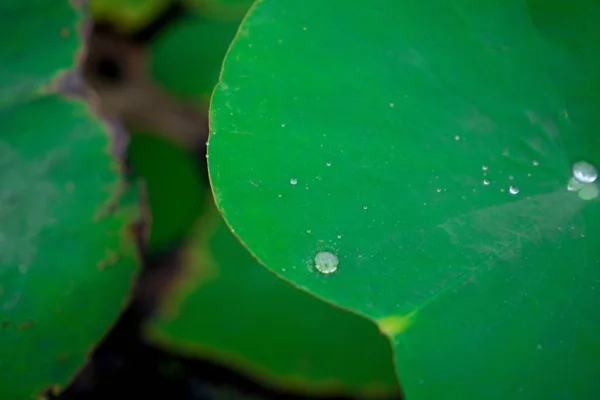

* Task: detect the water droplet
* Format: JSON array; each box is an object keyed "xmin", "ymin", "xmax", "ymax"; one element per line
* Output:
[
  {"xmin": 579, "ymin": 184, "xmax": 599, "ymax": 200},
  {"xmin": 337, "ymin": 234, "xmax": 342, "ymax": 239},
  {"xmin": 277, "ymin": 194, "xmax": 282, "ymax": 198},
  {"xmin": 483, "ymin": 179, "xmax": 490, "ymax": 186},
  {"xmin": 482, "ymin": 165, "xmax": 488, "ymax": 171},
  {"xmin": 314, "ymin": 251, "xmax": 339, "ymax": 274},
  {"xmin": 363, "ymin": 205, "xmax": 368, "ymax": 210},
  {"xmin": 290, "ymin": 178, "xmax": 297, "ymax": 185},
  {"xmin": 326, "ymin": 162, "xmax": 331, "ymax": 167},
  {"xmin": 508, "ymin": 175, "xmax": 514, "ymax": 181},
  {"xmin": 572, "ymin": 161, "xmax": 598, "ymax": 184},
  {"xmin": 307, "ymin": 229, "xmax": 312, "ymax": 233},
  {"xmin": 281, "ymin": 123, "xmax": 286, "ymax": 127},
  {"xmin": 509, "ymin": 185, "xmax": 519, "ymax": 195},
  {"xmin": 436, "ymin": 188, "xmax": 441, "ymax": 193},
  {"xmin": 532, "ymin": 160, "xmax": 539, "ymax": 166},
  {"xmin": 389, "ymin": 103, "xmax": 395, "ymax": 108},
  {"xmin": 454, "ymin": 135, "xmax": 460, "ymax": 141}
]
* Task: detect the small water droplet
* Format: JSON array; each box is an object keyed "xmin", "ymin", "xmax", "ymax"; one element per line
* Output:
[
  {"xmin": 290, "ymin": 178, "xmax": 297, "ymax": 185},
  {"xmin": 572, "ymin": 161, "xmax": 598, "ymax": 184},
  {"xmin": 483, "ymin": 179, "xmax": 490, "ymax": 186},
  {"xmin": 436, "ymin": 188, "xmax": 441, "ymax": 193},
  {"xmin": 509, "ymin": 185, "xmax": 519, "ymax": 195},
  {"xmin": 307, "ymin": 229, "xmax": 312, "ymax": 233},
  {"xmin": 277, "ymin": 194, "xmax": 282, "ymax": 198},
  {"xmin": 337, "ymin": 234, "xmax": 342, "ymax": 239},
  {"xmin": 532, "ymin": 160, "xmax": 539, "ymax": 166},
  {"xmin": 363, "ymin": 205, "xmax": 368, "ymax": 210},
  {"xmin": 508, "ymin": 175, "xmax": 514, "ymax": 180},
  {"xmin": 454, "ymin": 135, "xmax": 460, "ymax": 141},
  {"xmin": 281, "ymin": 123, "xmax": 286, "ymax": 127},
  {"xmin": 326, "ymin": 162, "xmax": 331, "ymax": 167},
  {"xmin": 314, "ymin": 251, "xmax": 339, "ymax": 274},
  {"xmin": 389, "ymin": 103, "xmax": 395, "ymax": 108},
  {"xmin": 482, "ymin": 165, "xmax": 488, "ymax": 171}
]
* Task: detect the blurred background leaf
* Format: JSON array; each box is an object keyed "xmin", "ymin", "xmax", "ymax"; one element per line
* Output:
[
  {"xmin": 0, "ymin": 1, "xmax": 141, "ymax": 399},
  {"xmin": 90, "ymin": 0, "xmax": 172, "ymax": 33},
  {"xmin": 146, "ymin": 193, "xmax": 399, "ymax": 397}
]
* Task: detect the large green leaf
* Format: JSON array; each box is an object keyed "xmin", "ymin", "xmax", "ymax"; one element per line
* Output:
[
  {"xmin": 146, "ymin": 194, "xmax": 398, "ymax": 397},
  {"xmin": 0, "ymin": 1, "xmax": 140, "ymax": 398},
  {"xmin": 207, "ymin": 0, "xmax": 600, "ymax": 399}
]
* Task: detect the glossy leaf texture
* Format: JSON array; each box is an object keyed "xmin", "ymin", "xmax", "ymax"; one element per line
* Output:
[
  {"xmin": 146, "ymin": 193, "xmax": 398, "ymax": 397},
  {"xmin": 0, "ymin": 1, "xmax": 140, "ymax": 398},
  {"xmin": 208, "ymin": 0, "xmax": 600, "ymax": 399}
]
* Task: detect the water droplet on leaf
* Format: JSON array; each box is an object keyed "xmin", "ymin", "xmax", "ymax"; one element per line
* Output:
[
  {"xmin": 572, "ymin": 161, "xmax": 598, "ymax": 184},
  {"xmin": 509, "ymin": 185, "xmax": 519, "ymax": 195},
  {"xmin": 314, "ymin": 251, "xmax": 339, "ymax": 274},
  {"xmin": 290, "ymin": 178, "xmax": 297, "ymax": 185}
]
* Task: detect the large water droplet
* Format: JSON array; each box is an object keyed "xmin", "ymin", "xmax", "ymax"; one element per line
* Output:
[
  {"xmin": 482, "ymin": 165, "xmax": 488, "ymax": 171},
  {"xmin": 572, "ymin": 161, "xmax": 598, "ymax": 184},
  {"xmin": 314, "ymin": 251, "xmax": 339, "ymax": 274},
  {"xmin": 290, "ymin": 178, "xmax": 298, "ymax": 185},
  {"xmin": 483, "ymin": 179, "xmax": 490, "ymax": 186},
  {"xmin": 509, "ymin": 185, "xmax": 519, "ymax": 195}
]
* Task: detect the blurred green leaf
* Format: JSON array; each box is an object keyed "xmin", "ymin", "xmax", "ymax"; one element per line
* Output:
[
  {"xmin": 146, "ymin": 195, "xmax": 398, "ymax": 397},
  {"xmin": 90, "ymin": 0, "xmax": 171, "ymax": 32},
  {"xmin": 128, "ymin": 134, "xmax": 205, "ymax": 254},
  {"xmin": 185, "ymin": 0, "xmax": 254, "ymax": 21},
  {"xmin": 207, "ymin": 0, "xmax": 600, "ymax": 399},
  {"xmin": 0, "ymin": 1, "xmax": 140, "ymax": 399},
  {"xmin": 150, "ymin": 0, "xmax": 254, "ymax": 104}
]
